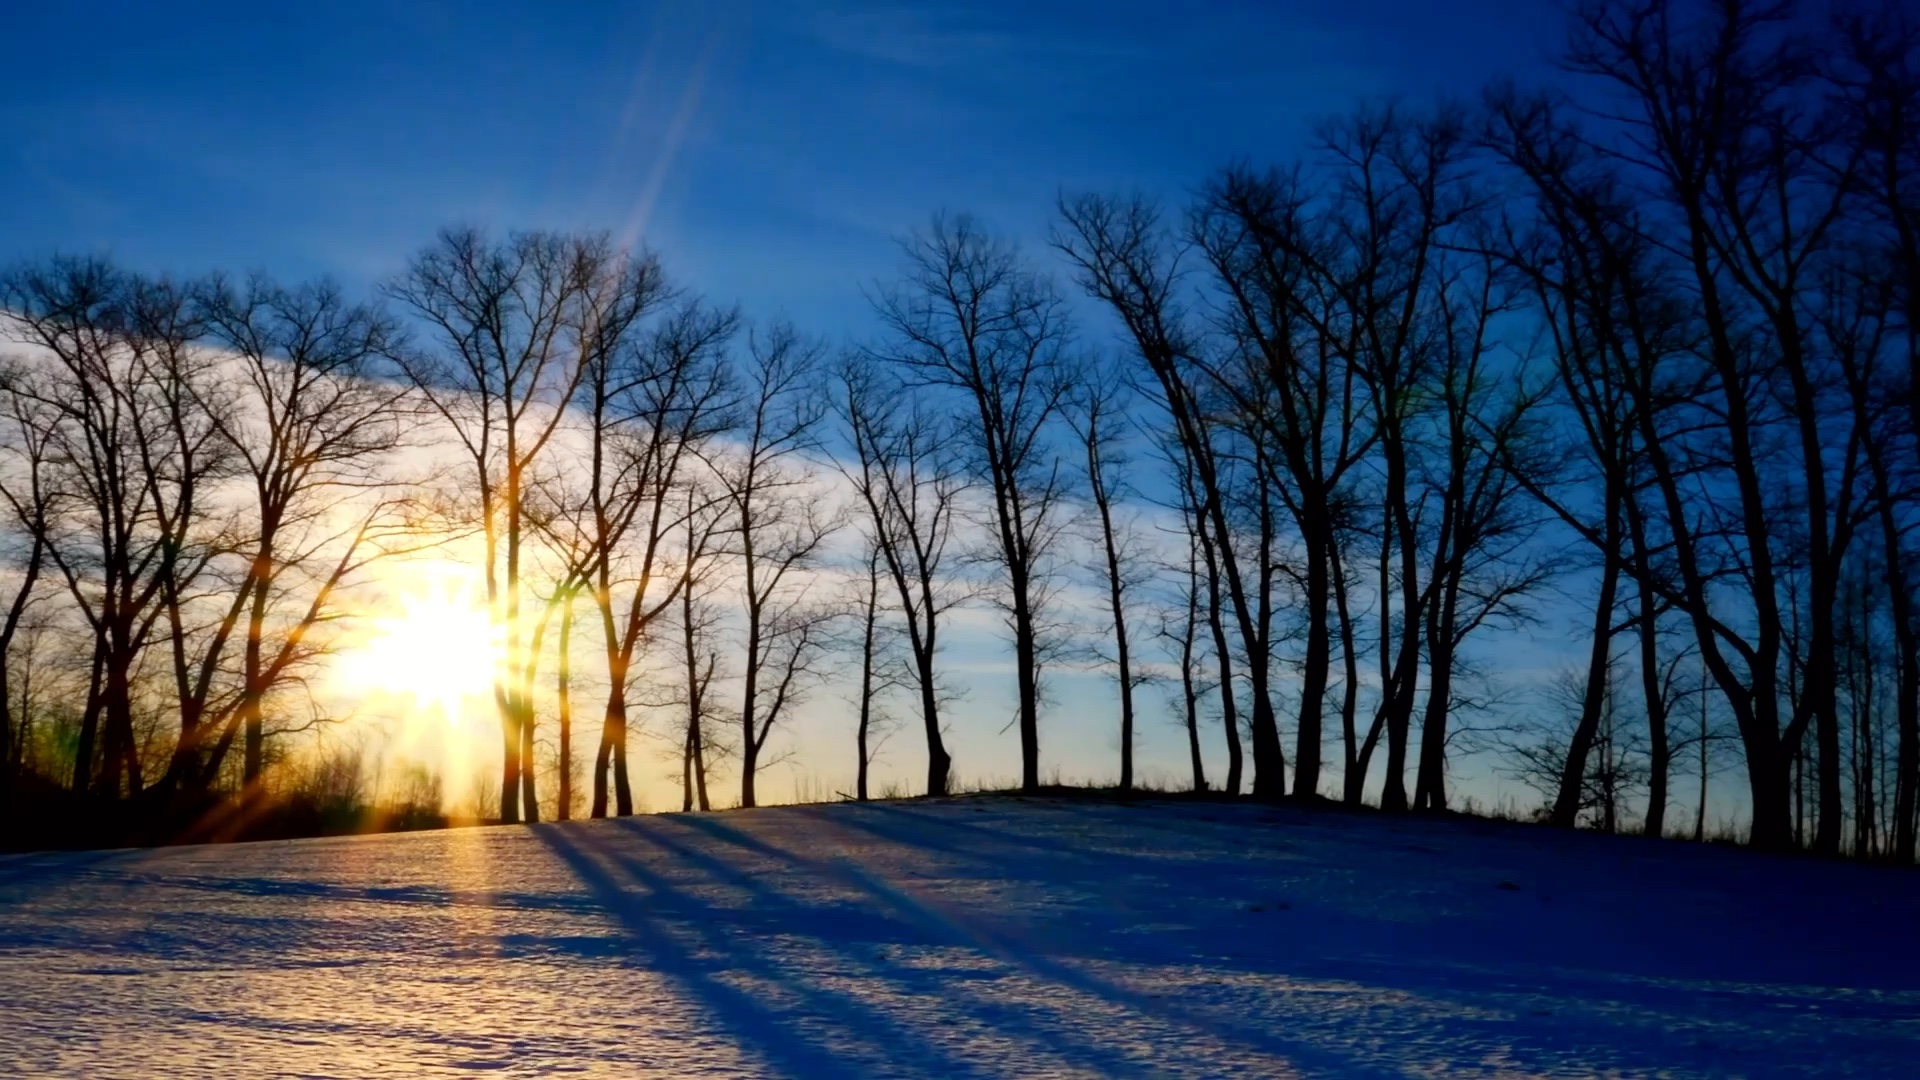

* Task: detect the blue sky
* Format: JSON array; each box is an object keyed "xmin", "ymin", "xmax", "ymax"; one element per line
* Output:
[
  {"xmin": 2, "ymin": 0, "xmax": 1563, "ymax": 329},
  {"xmin": 3, "ymin": 1, "xmax": 1643, "ymax": 813}
]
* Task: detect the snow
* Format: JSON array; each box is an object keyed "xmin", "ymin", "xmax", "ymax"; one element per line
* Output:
[{"xmin": 2, "ymin": 799, "xmax": 1916, "ymax": 1078}]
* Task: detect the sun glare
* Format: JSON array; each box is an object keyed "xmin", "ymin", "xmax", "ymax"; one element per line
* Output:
[{"xmin": 339, "ymin": 566, "xmax": 500, "ymax": 730}]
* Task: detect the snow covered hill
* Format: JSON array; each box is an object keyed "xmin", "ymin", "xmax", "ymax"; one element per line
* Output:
[{"xmin": 1, "ymin": 798, "xmax": 1915, "ymax": 1077}]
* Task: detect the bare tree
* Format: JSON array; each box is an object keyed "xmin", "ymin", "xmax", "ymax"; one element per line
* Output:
[
  {"xmin": 717, "ymin": 326, "xmax": 841, "ymax": 808},
  {"xmin": 582, "ymin": 302, "xmax": 736, "ymax": 817},
  {"xmin": 872, "ymin": 215, "xmax": 1073, "ymax": 793},
  {"xmin": 1483, "ymin": 91, "xmax": 1652, "ymax": 828},
  {"xmin": 4, "ymin": 616, "xmax": 78, "ymax": 786},
  {"xmin": 1507, "ymin": 663, "xmax": 1648, "ymax": 831},
  {"xmin": 1153, "ymin": 492, "xmax": 1215, "ymax": 794},
  {"xmin": 1, "ymin": 258, "xmax": 231, "ymax": 800},
  {"xmin": 1165, "ymin": 428, "xmax": 1245, "ymax": 794},
  {"xmin": 193, "ymin": 274, "xmax": 419, "ymax": 796},
  {"xmin": 1189, "ymin": 165, "xmax": 1381, "ymax": 800},
  {"xmin": 1065, "ymin": 370, "xmax": 1153, "ymax": 791},
  {"xmin": 1056, "ymin": 194, "xmax": 1282, "ymax": 797},
  {"xmin": 1567, "ymin": 0, "xmax": 1870, "ymax": 852},
  {"xmin": 675, "ymin": 483, "xmax": 730, "ymax": 812},
  {"xmin": 834, "ymin": 359, "xmax": 967, "ymax": 796},
  {"xmin": 1833, "ymin": 9, "xmax": 1920, "ymax": 860},
  {"xmin": 385, "ymin": 229, "xmax": 640, "ymax": 823},
  {"xmin": 553, "ymin": 584, "xmax": 578, "ymax": 820},
  {"xmin": 0, "ymin": 382, "xmax": 51, "ymax": 801},
  {"xmin": 1410, "ymin": 244, "xmax": 1547, "ymax": 811},
  {"xmin": 849, "ymin": 537, "xmax": 907, "ymax": 801}
]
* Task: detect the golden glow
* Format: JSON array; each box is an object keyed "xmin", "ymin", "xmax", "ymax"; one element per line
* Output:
[{"xmin": 337, "ymin": 563, "xmax": 499, "ymax": 730}]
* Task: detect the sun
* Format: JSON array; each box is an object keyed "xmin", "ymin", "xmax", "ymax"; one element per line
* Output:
[{"xmin": 338, "ymin": 565, "xmax": 500, "ymax": 728}]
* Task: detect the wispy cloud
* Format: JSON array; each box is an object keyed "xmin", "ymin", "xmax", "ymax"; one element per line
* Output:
[{"xmin": 801, "ymin": 3, "xmax": 1145, "ymax": 76}]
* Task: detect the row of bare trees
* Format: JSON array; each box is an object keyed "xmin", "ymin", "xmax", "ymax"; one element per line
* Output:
[
  {"xmin": 1494, "ymin": 0, "xmax": 1920, "ymax": 858},
  {"xmin": 0, "ymin": 223, "xmax": 1021, "ymax": 829},
  {"xmin": 2, "ymin": 0, "xmax": 1915, "ymax": 863},
  {"xmin": 0, "ymin": 260, "xmax": 423, "ymax": 820},
  {"xmin": 1052, "ymin": 0, "xmax": 1920, "ymax": 859}
]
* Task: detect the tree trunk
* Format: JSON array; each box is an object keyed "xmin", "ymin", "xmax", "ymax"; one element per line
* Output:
[
  {"xmin": 856, "ymin": 690, "xmax": 873, "ymax": 804},
  {"xmin": 237, "ymin": 688, "xmax": 266, "ymax": 795},
  {"xmin": 918, "ymin": 646, "xmax": 949, "ymax": 797},
  {"xmin": 1334, "ymin": 546, "xmax": 1368, "ymax": 805},
  {"xmin": 1414, "ymin": 637, "xmax": 1453, "ymax": 812},
  {"xmin": 1013, "ymin": 576, "xmax": 1041, "ymax": 792},
  {"xmin": 499, "ymin": 707, "xmax": 522, "ymax": 825},
  {"xmin": 1293, "ymin": 527, "xmax": 1331, "ymax": 799},
  {"xmin": 685, "ymin": 581, "xmax": 712, "ymax": 812},
  {"xmin": 519, "ymin": 699, "xmax": 538, "ymax": 823},
  {"xmin": 593, "ymin": 686, "xmax": 631, "ymax": 819},
  {"xmin": 856, "ymin": 704, "xmax": 871, "ymax": 803},
  {"xmin": 99, "ymin": 630, "xmax": 139, "ymax": 799},
  {"xmin": 1246, "ymin": 451, "xmax": 1285, "ymax": 800},
  {"xmin": 1887, "ymin": 526, "xmax": 1920, "ymax": 864},
  {"xmin": 741, "ymin": 620, "xmax": 761, "ymax": 810},
  {"xmin": 0, "ymin": 530, "xmax": 46, "ymax": 801},
  {"xmin": 1695, "ymin": 668, "xmax": 1710, "ymax": 844},
  {"xmin": 1378, "ymin": 433, "xmax": 1422, "ymax": 813},
  {"xmin": 497, "ymin": 459, "xmax": 523, "ymax": 827},
  {"xmin": 1552, "ymin": 551, "xmax": 1621, "ymax": 827},
  {"xmin": 682, "ymin": 723, "xmax": 695, "ymax": 812},
  {"xmin": 1620, "ymin": 482, "xmax": 1672, "ymax": 838},
  {"xmin": 0, "ymin": 683, "xmax": 9, "ymax": 797},
  {"xmin": 238, "ymin": 561, "xmax": 271, "ymax": 790},
  {"xmin": 613, "ymin": 706, "xmax": 634, "ymax": 816},
  {"xmin": 856, "ymin": 555, "xmax": 880, "ymax": 803},
  {"xmin": 1780, "ymin": 329, "xmax": 1845, "ymax": 859},
  {"xmin": 691, "ymin": 675, "xmax": 711, "ymax": 812},
  {"xmin": 592, "ymin": 718, "xmax": 612, "ymax": 819},
  {"xmin": 1810, "ymin": 608, "xmax": 1844, "ymax": 856},
  {"xmin": 71, "ymin": 638, "xmax": 104, "ymax": 796},
  {"xmin": 1180, "ymin": 534, "xmax": 1206, "ymax": 794},
  {"xmin": 1198, "ymin": 515, "xmax": 1242, "ymax": 795},
  {"xmin": 1635, "ymin": 571, "xmax": 1671, "ymax": 839},
  {"xmin": 557, "ymin": 591, "xmax": 574, "ymax": 821},
  {"xmin": 1751, "ymin": 737, "xmax": 1792, "ymax": 854},
  {"xmin": 1640, "ymin": 614, "xmax": 1671, "ymax": 839},
  {"xmin": 1092, "ymin": 489, "xmax": 1135, "ymax": 793},
  {"xmin": 593, "ymin": 575, "xmax": 633, "ymax": 818}
]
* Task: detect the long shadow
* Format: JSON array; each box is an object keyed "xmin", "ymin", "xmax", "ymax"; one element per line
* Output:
[
  {"xmin": 798, "ymin": 812, "xmax": 1839, "ymax": 1077},
  {"xmin": 841, "ymin": 808, "xmax": 1920, "ymax": 1075},
  {"xmin": 0, "ymin": 845, "xmax": 398, "ymax": 981},
  {"xmin": 533, "ymin": 823, "xmax": 868, "ymax": 1077},
  {"xmin": 687, "ymin": 810, "xmax": 1391, "ymax": 984},
  {"xmin": 941, "ymin": 799, "xmax": 1331, "ymax": 875},
  {"xmin": 857, "ymin": 802, "xmax": 1127, "ymax": 865},
  {"xmin": 673, "ymin": 811, "xmax": 1390, "ymax": 1079},
  {"xmin": 602, "ymin": 816, "xmax": 1165, "ymax": 1079},
  {"xmin": 0, "ymin": 847, "xmax": 149, "ymax": 904},
  {"xmin": 831, "ymin": 804, "xmax": 1164, "ymax": 888},
  {"xmin": 846, "ymin": 804, "xmax": 1688, "ymax": 984},
  {"xmin": 537, "ymin": 820, "xmax": 1018, "ymax": 1079},
  {"xmin": 606, "ymin": 817, "xmax": 940, "ymax": 950},
  {"xmin": 821, "ymin": 806, "xmax": 1260, "ymax": 962},
  {"xmin": 27, "ymin": 868, "xmax": 604, "ymax": 917},
  {"xmin": 853, "ymin": 802, "xmax": 1256, "ymax": 894}
]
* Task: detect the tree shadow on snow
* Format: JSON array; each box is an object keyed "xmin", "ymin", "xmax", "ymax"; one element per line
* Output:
[
  {"xmin": 534, "ymin": 819, "xmax": 1011, "ymax": 1079},
  {"xmin": 602, "ymin": 814, "xmax": 1190, "ymax": 1078},
  {"xmin": 658, "ymin": 812, "xmax": 1389, "ymax": 1078},
  {"xmin": 657, "ymin": 807, "xmax": 1920, "ymax": 1078}
]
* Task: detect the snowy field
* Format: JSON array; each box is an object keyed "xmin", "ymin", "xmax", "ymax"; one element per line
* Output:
[{"xmin": 1, "ymin": 798, "xmax": 1916, "ymax": 1078}]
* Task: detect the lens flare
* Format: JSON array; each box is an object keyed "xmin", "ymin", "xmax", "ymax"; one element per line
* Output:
[{"xmin": 337, "ymin": 564, "xmax": 499, "ymax": 731}]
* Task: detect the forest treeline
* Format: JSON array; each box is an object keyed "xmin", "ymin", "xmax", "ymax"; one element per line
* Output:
[{"xmin": 1, "ymin": 0, "xmax": 1916, "ymax": 860}]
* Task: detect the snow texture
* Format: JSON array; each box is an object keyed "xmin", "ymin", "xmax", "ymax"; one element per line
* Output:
[{"xmin": 2, "ymin": 798, "xmax": 1916, "ymax": 1077}]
